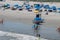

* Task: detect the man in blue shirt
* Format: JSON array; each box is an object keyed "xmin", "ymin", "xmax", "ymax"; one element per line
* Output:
[{"xmin": 33, "ymin": 14, "xmax": 43, "ymax": 25}]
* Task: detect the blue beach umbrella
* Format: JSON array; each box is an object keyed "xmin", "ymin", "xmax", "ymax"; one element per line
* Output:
[
  {"xmin": 47, "ymin": 6, "xmax": 52, "ymax": 9},
  {"xmin": 47, "ymin": 7, "xmax": 53, "ymax": 12},
  {"xmin": 14, "ymin": 4, "xmax": 19, "ymax": 8},
  {"xmin": 14, "ymin": 3, "xmax": 21, "ymax": 8},
  {"xmin": 18, "ymin": 5, "xmax": 23, "ymax": 10},
  {"xmin": 44, "ymin": 4, "xmax": 50, "ymax": 9},
  {"xmin": 57, "ymin": 8, "xmax": 60, "ymax": 13},
  {"xmin": 34, "ymin": 4, "xmax": 42, "ymax": 10},
  {"xmin": 11, "ymin": 3, "xmax": 20, "ymax": 10},
  {"xmin": 51, "ymin": 6, "xmax": 57, "ymax": 10},
  {"xmin": 4, "ymin": 3, "xmax": 10, "ymax": 9},
  {"xmin": 18, "ymin": 5, "xmax": 23, "ymax": 9},
  {"xmin": 25, "ymin": 4, "xmax": 31, "ymax": 10},
  {"xmin": 57, "ymin": 8, "xmax": 60, "ymax": 10}
]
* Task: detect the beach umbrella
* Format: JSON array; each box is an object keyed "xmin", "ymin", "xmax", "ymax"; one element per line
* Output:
[
  {"xmin": 44, "ymin": 4, "xmax": 50, "ymax": 9},
  {"xmin": 57, "ymin": 8, "xmax": 60, "ymax": 10},
  {"xmin": 3, "ymin": 3, "xmax": 10, "ymax": 9},
  {"xmin": 25, "ymin": 4, "xmax": 32, "ymax": 12},
  {"xmin": 57, "ymin": 8, "xmax": 60, "ymax": 13},
  {"xmin": 11, "ymin": 3, "xmax": 19, "ymax": 10},
  {"xmin": 4, "ymin": 3, "xmax": 10, "ymax": 7},
  {"xmin": 25, "ymin": 4, "xmax": 31, "ymax": 10},
  {"xmin": 51, "ymin": 6, "xmax": 57, "ymax": 10},
  {"xmin": 47, "ymin": 7, "xmax": 52, "ymax": 10},
  {"xmin": 43, "ymin": 4, "xmax": 50, "ymax": 11},
  {"xmin": 18, "ymin": 6, "xmax": 23, "ymax": 11},
  {"xmin": 12, "ymin": 3, "xmax": 20, "ymax": 10},
  {"xmin": 14, "ymin": 3, "xmax": 20, "ymax": 8},
  {"xmin": 51, "ymin": 6, "xmax": 57, "ymax": 12},
  {"xmin": 34, "ymin": 4, "xmax": 42, "ymax": 10}
]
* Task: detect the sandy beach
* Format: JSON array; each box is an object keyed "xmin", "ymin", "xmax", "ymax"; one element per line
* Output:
[{"xmin": 0, "ymin": 9, "xmax": 60, "ymax": 26}]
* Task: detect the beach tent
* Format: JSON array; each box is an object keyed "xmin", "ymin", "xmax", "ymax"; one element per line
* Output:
[{"xmin": 3, "ymin": 3, "xmax": 10, "ymax": 9}]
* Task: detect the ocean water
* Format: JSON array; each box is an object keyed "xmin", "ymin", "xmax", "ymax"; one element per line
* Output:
[
  {"xmin": 0, "ymin": 20, "xmax": 34, "ymax": 35},
  {"xmin": 0, "ymin": 20, "xmax": 60, "ymax": 40}
]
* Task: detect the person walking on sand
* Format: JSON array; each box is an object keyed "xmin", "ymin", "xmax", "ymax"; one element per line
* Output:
[
  {"xmin": 33, "ymin": 14, "xmax": 41, "ymax": 30},
  {"xmin": 33, "ymin": 14, "xmax": 42, "ymax": 25}
]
